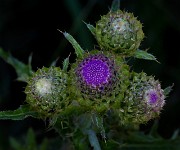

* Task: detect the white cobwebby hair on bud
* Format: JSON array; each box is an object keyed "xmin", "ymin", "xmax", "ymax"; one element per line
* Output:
[{"xmin": 35, "ymin": 78, "xmax": 53, "ymax": 96}]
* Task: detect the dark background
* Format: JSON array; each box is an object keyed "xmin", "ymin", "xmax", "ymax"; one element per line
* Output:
[{"xmin": 0, "ymin": 0, "xmax": 180, "ymax": 149}]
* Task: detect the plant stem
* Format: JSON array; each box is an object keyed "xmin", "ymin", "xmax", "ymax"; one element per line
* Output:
[{"xmin": 86, "ymin": 129, "xmax": 101, "ymax": 150}]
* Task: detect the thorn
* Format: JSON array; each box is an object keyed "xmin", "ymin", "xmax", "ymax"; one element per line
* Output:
[
  {"xmin": 57, "ymin": 29, "xmax": 63, "ymax": 34},
  {"xmin": 68, "ymin": 52, "xmax": 71, "ymax": 58},
  {"xmin": 82, "ymin": 20, "xmax": 87, "ymax": 25}
]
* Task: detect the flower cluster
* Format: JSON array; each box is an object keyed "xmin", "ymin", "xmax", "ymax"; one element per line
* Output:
[{"xmin": 25, "ymin": 9, "xmax": 166, "ymax": 125}]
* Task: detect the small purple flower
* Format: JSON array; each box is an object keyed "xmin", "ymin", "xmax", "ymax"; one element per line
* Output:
[
  {"xmin": 75, "ymin": 54, "xmax": 117, "ymax": 98},
  {"xmin": 145, "ymin": 89, "xmax": 159, "ymax": 104},
  {"xmin": 144, "ymin": 84, "xmax": 165, "ymax": 112},
  {"xmin": 81, "ymin": 58, "xmax": 110, "ymax": 87}
]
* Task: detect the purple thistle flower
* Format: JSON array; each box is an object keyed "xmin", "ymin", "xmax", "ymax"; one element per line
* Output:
[
  {"xmin": 144, "ymin": 84, "xmax": 165, "ymax": 112},
  {"xmin": 145, "ymin": 89, "xmax": 159, "ymax": 104},
  {"xmin": 75, "ymin": 54, "xmax": 117, "ymax": 98},
  {"xmin": 81, "ymin": 58, "xmax": 110, "ymax": 86}
]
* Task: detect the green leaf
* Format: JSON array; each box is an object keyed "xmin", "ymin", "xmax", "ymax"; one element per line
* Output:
[
  {"xmin": 0, "ymin": 105, "xmax": 39, "ymax": 120},
  {"xmin": 0, "ymin": 48, "xmax": 33, "ymax": 82},
  {"xmin": 123, "ymin": 131, "xmax": 180, "ymax": 150},
  {"xmin": 119, "ymin": 142, "xmax": 180, "ymax": 150},
  {"xmin": 134, "ymin": 49, "xmax": 159, "ymax": 63},
  {"xmin": 149, "ymin": 120, "xmax": 162, "ymax": 138},
  {"xmin": 39, "ymin": 138, "xmax": 48, "ymax": 150},
  {"xmin": 58, "ymin": 30, "xmax": 84, "ymax": 58},
  {"xmin": 63, "ymin": 54, "xmax": 70, "ymax": 72},
  {"xmin": 84, "ymin": 22, "xmax": 96, "ymax": 36},
  {"xmin": 164, "ymin": 84, "xmax": 173, "ymax": 97},
  {"xmin": 9, "ymin": 137, "xmax": 22, "ymax": 150},
  {"xmin": 27, "ymin": 128, "xmax": 36, "ymax": 149},
  {"xmin": 111, "ymin": 0, "xmax": 120, "ymax": 12},
  {"xmin": 10, "ymin": 128, "xmax": 49, "ymax": 150}
]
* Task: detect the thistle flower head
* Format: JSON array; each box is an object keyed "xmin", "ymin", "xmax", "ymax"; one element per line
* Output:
[
  {"xmin": 25, "ymin": 66, "xmax": 67, "ymax": 117},
  {"xmin": 143, "ymin": 78, "xmax": 165, "ymax": 112},
  {"xmin": 75, "ymin": 53, "xmax": 118, "ymax": 98},
  {"xmin": 95, "ymin": 10, "xmax": 144, "ymax": 55},
  {"xmin": 119, "ymin": 72, "xmax": 165, "ymax": 124},
  {"xmin": 69, "ymin": 50, "xmax": 130, "ymax": 114}
]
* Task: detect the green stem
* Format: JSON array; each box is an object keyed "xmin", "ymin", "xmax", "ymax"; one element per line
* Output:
[{"xmin": 86, "ymin": 129, "xmax": 101, "ymax": 150}]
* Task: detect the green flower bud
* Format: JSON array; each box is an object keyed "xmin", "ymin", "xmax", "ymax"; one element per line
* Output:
[
  {"xmin": 25, "ymin": 66, "xmax": 68, "ymax": 117},
  {"xmin": 95, "ymin": 10, "xmax": 144, "ymax": 56},
  {"xmin": 69, "ymin": 50, "xmax": 130, "ymax": 114},
  {"xmin": 118, "ymin": 72, "xmax": 165, "ymax": 125}
]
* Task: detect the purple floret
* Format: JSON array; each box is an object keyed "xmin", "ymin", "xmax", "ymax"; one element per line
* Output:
[
  {"xmin": 81, "ymin": 59, "xmax": 110, "ymax": 87},
  {"xmin": 144, "ymin": 87, "xmax": 165, "ymax": 112},
  {"xmin": 149, "ymin": 92, "xmax": 158, "ymax": 104},
  {"xmin": 144, "ymin": 89, "xmax": 159, "ymax": 105},
  {"xmin": 75, "ymin": 54, "xmax": 117, "ymax": 97}
]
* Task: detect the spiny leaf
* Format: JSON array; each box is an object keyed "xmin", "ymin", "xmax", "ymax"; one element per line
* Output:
[
  {"xmin": 111, "ymin": 0, "xmax": 120, "ymax": 12},
  {"xmin": 84, "ymin": 21, "xmax": 96, "ymax": 36},
  {"xmin": 0, "ymin": 48, "xmax": 33, "ymax": 82},
  {"xmin": 134, "ymin": 49, "xmax": 159, "ymax": 63},
  {"xmin": 0, "ymin": 105, "xmax": 39, "ymax": 120},
  {"xmin": 164, "ymin": 84, "xmax": 173, "ymax": 97},
  {"xmin": 63, "ymin": 54, "xmax": 70, "ymax": 72},
  {"xmin": 58, "ymin": 30, "xmax": 84, "ymax": 58}
]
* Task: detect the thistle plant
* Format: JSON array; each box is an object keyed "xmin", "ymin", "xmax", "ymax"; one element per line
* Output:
[{"xmin": 0, "ymin": 0, "xmax": 175, "ymax": 150}]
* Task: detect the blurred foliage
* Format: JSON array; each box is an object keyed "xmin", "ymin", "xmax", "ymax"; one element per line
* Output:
[
  {"xmin": 0, "ymin": 0, "xmax": 180, "ymax": 150},
  {"xmin": 7, "ymin": 122, "xmax": 180, "ymax": 150},
  {"xmin": 0, "ymin": 47, "xmax": 33, "ymax": 82},
  {"xmin": 10, "ymin": 128, "xmax": 48, "ymax": 150}
]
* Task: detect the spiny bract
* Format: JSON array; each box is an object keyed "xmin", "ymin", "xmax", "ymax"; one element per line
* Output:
[
  {"xmin": 95, "ymin": 10, "xmax": 144, "ymax": 56},
  {"xmin": 25, "ymin": 66, "xmax": 68, "ymax": 117}
]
